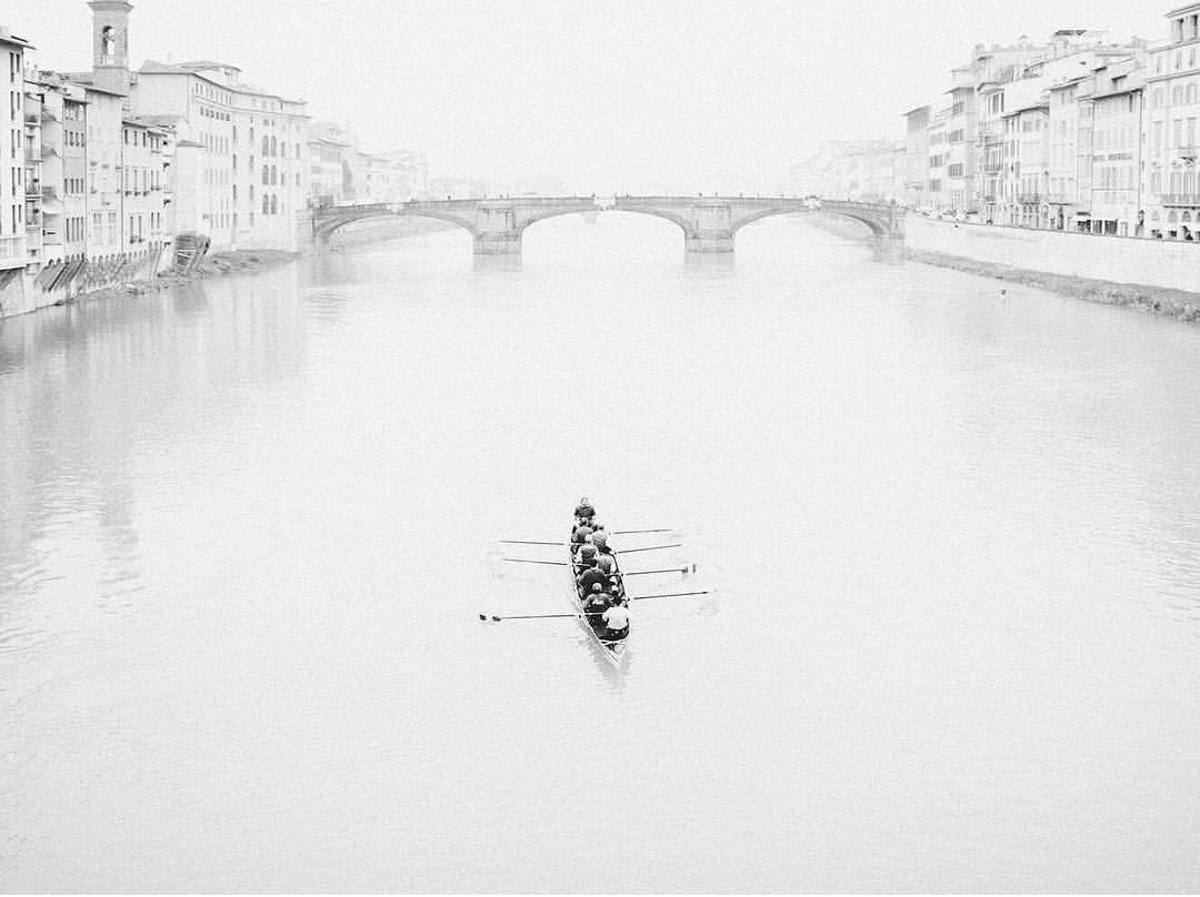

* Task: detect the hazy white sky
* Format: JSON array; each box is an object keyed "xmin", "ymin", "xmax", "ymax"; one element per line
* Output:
[{"xmin": 5, "ymin": 1, "xmax": 1167, "ymax": 192}]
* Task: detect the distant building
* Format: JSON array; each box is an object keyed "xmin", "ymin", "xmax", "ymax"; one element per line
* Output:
[
  {"xmin": 927, "ymin": 109, "xmax": 949, "ymax": 212},
  {"xmin": 1, "ymin": 28, "xmax": 33, "ymax": 286},
  {"xmin": 1001, "ymin": 102, "xmax": 1050, "ymax": 227},
  {"xmin": 81, "ymin": 83, "xmax": 126, "ymax": 258},
  {"xmin": 1046, "ymin": 76, "xmax": 1087, "ymax": 230},
  {"xmin": 944, "ymin": 67, "xmax": 975, "ymax": 212},
  {"xmin": 307, "ymin": 119, "xmax": 352, "ymax": 206},
  {"xmin": 903, "ymin": 106, "xmax": 931, "ymax": 209},
  {"xmin": 1143, "ymin": 3, "xmax": 1200, "ymax": 239},
  {"xmin": 1088, "ymin": 59, "xmax": 1145, "ymax": 236},
  {"xmin": 120, "ymin": 117, "xmax": 168, "ymax": 253},
  {"xmin": 132, "ymin": 58, "xmax": 308, "ymax": 252}
]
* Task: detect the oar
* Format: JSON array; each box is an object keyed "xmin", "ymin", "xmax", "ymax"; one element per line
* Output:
[
  {"xmin": 479, "ymin": 611, "xmax": 604, "ymax": 622},
  {"xmin": 616, "ymin": 543, "xmax": 681, "ymax": 554},
  {"xmin": 501, "ymin": 558, "xmax": 568, "ymax": 566},
  {"xmin": 499, "ymin": 539, "xmax": 565, "ymax": 546},
  {"xmin": 612, "ymin": 528, "xmax": 672, "ymax": 535},
  {"xmin": 629, "ymin": 590, "xmax": 709, "ymax": 601},
  {"xmin": 622, "ymin": 565, "xmax": 697, "ymax": 576}
]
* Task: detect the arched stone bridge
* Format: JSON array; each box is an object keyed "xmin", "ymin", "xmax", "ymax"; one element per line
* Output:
[{"xmin": 311, "ymin": 195, "xmax": 905, "ymax": 256}]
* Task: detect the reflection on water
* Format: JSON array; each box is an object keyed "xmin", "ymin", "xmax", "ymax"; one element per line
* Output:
[{"xmin": 1, "ymin": 216, "xmax": 1199, "ymax": 892}]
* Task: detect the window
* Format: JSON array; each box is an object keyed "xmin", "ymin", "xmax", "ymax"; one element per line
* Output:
[
  {"xmin": 262, "ymin": 194, "xmax": 269, "ymax": 214},
  {"xmin": 270, "ymin": 194, "xmax": 277, "ymax": 214}
]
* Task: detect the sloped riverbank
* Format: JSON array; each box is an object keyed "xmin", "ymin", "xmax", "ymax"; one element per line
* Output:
[{"xmin": 907, "ymin": 248, "xmax": 1200, "ymax": 325}]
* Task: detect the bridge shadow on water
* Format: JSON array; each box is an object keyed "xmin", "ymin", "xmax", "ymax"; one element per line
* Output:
[
  {"xmin": 472, "ymin": 254, "xmax": 522, "ymax": 274},
  {"xmin": 682, "ymin": 252, "xmax": 737, "ymax": 274}
]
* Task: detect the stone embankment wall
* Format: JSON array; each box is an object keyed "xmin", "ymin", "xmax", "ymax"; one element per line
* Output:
[
  {"xmin": 0, "ymin": 248, "xmax": 166, "ymax": 320},
  {"xmin": 905, "ymin": 215, "xmax": 1200, "ymax": 323}
]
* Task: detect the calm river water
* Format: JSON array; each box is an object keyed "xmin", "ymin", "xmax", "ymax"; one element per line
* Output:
[{"xmin": 2, "ymin": 215, "xmax": 1199, "ymax": 893}]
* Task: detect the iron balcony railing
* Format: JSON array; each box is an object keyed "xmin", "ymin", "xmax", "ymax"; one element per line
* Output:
[{"xmin": 1159, "ymin": 193, "xmax": 1200, "ymax": 206}]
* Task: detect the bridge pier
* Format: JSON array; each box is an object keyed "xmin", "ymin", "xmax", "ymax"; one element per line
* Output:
[
  {"xmin": 685, "ymin": 232, "xmax": 735, "ymax": 253},
  {"xmin": 473, "ymin": 232, "xmax": 523, "ymax": 255}
]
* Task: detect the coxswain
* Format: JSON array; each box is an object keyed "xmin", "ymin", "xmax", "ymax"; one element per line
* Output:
[
  {"xmin": 601, "ymin": 600, "xmax": 630, "ymax": 639},
  {"xmin": 574, "ymin": 496, "xmax": 596, "ymax": 521}
]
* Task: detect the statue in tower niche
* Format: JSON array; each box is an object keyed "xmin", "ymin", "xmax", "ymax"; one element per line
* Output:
[{"xmin": 100, "ymin": 25, "xmax": 116, "ymax": 62}]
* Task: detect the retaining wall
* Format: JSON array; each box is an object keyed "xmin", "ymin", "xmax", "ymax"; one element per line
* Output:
[
  {"xmin": 906, "ymin": 215, "xmax": 1200, "ymax": 294},
  {"xmin": 0, "ymin": 247, "xmax": 167, "ymax": 319}
]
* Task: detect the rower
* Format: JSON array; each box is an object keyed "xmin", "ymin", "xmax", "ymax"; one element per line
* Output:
[
  {"xmin": 592, "ymin": 530, "xmax": 614, "ymax": 556},
  {"xmin": 601, "ymin": 600, "xmax": 630, "ymax": 639},
  {"xmin": 583, "ymin": 584, "xmax": 608, "ymax": 622},
  {"xmin": 594, "ymin": 554, "xmax": 615, "ymax": 576},
  {"xmin": 577, "ymin": 563, "xmax": 609, "ymax": 596},
  {"xmin": 571, "ymin": 524, "xmax": 594, "ymax": 545},
  {"xmin": 575, "ymin": 543, "xmax": 598, "ymax": 569}
]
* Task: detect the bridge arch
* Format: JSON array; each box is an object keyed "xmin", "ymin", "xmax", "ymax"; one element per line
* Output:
[
  {"xmin": 730, "ymin": 207, "xmax": 888, "ymax": 240},
  {"xmin": 591, "ymin": 206, "xmax": 698, "ymax": 240},
  {"xmin": 514, "ymin": 207, "xmax": 624, "ymax": 238},
  {"xmin": 313, "ymin": 207, "xmax": 478, "ymax": 243}
]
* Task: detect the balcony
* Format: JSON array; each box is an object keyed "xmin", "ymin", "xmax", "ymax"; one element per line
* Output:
[
  {"xmin": 1017, "ymin": 193, "xmax": 1044, "ymax": 203},
  {"xmin": 1160, "ymin": 193, "xmax": 1200, "ymax": 206},
  {"xmin": 25, "ymin": 181, "xmax": 42, "ymax": 198}
]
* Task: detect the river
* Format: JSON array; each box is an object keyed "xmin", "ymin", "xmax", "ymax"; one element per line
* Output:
[{"xmin": 1, "ymin": 214, "xmax": 1198, "ymax": 892}]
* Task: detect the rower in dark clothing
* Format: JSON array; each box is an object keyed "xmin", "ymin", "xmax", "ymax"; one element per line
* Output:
[
  {"xmin": 577, "ymin": 564, "xmax": 609, "ymax": 596},
  {"xmin": 592, "ymin": 530, "xmax": 614, "ymax": 556},
  {"xmin": 571, "ymin": 524, "xmax": 594, "ymax": 545},
  {"xmin": 582, "ymin": 584, "xmax": 608, "ymax": 627},
  {"xmin": 574, "ymin": 543, "xmax": 598, "ymax": 570}
]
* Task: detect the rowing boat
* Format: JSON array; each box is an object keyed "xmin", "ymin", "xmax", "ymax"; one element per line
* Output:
[{"xmin": 569, "ymin": 529, "xmax": 630, "ymax": 664}]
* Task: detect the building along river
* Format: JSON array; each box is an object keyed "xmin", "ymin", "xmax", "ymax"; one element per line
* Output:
[{"xmin": 1, "ymin": 213, "xmax": 1198, "ymax": 892}]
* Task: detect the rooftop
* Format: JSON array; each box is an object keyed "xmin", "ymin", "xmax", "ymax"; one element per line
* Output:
[{"xmin": 0, "ymin": 27, "xmax": 34, "ymax": 48}]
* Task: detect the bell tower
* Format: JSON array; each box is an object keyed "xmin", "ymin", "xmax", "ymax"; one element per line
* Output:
[{"xmin": 88, "ymin": 0, "xmax": 133, "ymax": 95}]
